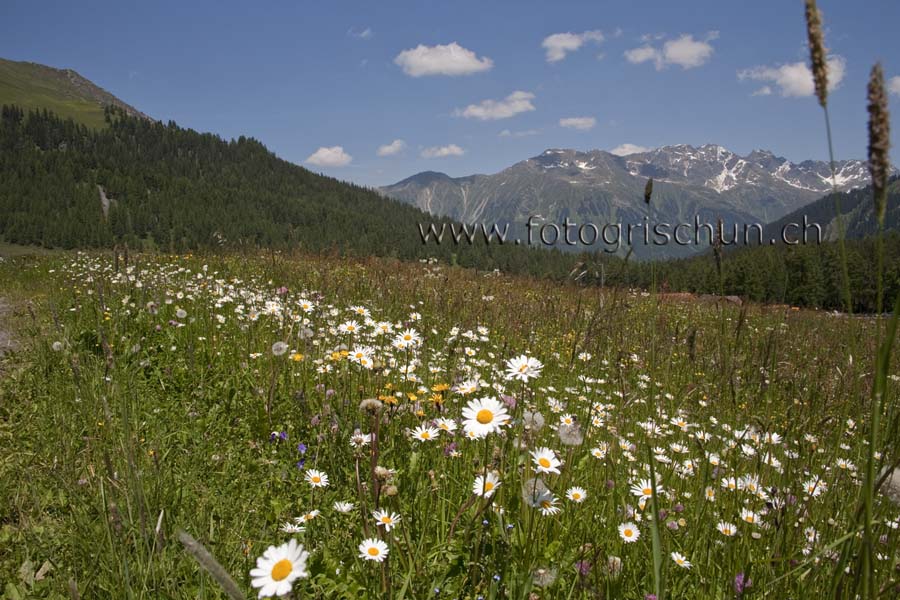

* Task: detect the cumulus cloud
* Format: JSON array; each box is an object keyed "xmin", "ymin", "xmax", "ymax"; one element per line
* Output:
[
  {"xmin": 421, "ymin": 144, "xmax": 465, "ymax": 158},
  {"xmin": 376, "ymin": 139, "xmax": 406, "ymax": 157},
  {"xmin": 559, "ymin": 116, "xmax": 596, "ymax": 131},
  {"xmin": 888, "ymin": 76, "xmax": 900, "ymax": 97},
  {"xmin": 624, "ymin": 45, "xmax": 660, "ymax": 66},
  {"xmin": 542, "ymin": 30, "xmax": 604, "ymax": 62},
  {"xmin": 738, "ymin": 56, "xmax": 846, "ymax": 97},
  {"xmin": 625, "ymin": 32, "xmax": 717, "ymax": 70},
  {"xmin": 455, "ymin": 91, "xmax": 536, "ymax": 120},
  {"xmin": 609, "ymin": 143, "xmax": 650, "ymax": 156},
  {"xmin": 499, "ymin": 128, "xmax": 540, "ymax": 137},
  {"xmin": 306, "ymin": 146, "xmax": 352, "ymax": 167},
  {"xmin": 752, "ymin": 86, "xmax": 773, "ymax": 97},
  {"xmin": 394, "ymin": 42, "xmax": 493, "ymax": 77}
]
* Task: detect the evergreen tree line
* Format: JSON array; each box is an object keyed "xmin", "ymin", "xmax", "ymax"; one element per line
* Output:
[{"xmin": 1, "ymin": 105, "xmax": 896, "ymax": 312}]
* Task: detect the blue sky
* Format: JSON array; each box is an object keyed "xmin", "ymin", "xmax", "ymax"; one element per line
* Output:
[{"xmin": 2, "ymin": 0, "xmax": 899, "ymax": 187}]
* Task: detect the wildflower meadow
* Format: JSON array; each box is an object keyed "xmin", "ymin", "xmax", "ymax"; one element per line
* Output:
[{"xmin": 1, "ymin": 250, "xmax": 898, "ymax": 599}]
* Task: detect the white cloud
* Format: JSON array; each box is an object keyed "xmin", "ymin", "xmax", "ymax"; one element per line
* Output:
[
  {"xmin": 348, "ymin": 27, "xmax": 373, "ymax": 40},
  {"xmin": 663, "ymin": 33, "xmax": 716, "ymax": 68},
  {"xmin": 421, "ymin": 144, "xmax": 465, "ymax": 158},
  {"xmin": 751, "ymin": 85, "xmax": 773, "ymax": 97},
  {"xmin": 624, "ymin": 45, "xmax": 660, "ymax": 67},
  {"xmin": 306, "ymin": 146, "xmax": 352, "ymax": 167},
  {"xmin": 542, "ymin": 30, "xmax": 604, "ymax": 63},
  {"xmin": 376, "ymin": 139, "xmax": 406, "ymax": 157},
  {"xmin": 456, "ymin": 90, "xmax": 536, "ymax": 120},
  {"xmin": 499, "ymin": 128, "xmax": 540, "ymax": 137},
  {"xmin": 609, "ymin": 143, "xmax": 650, "ymax": 156},
  {"xmin": 394, "ymin": 42, "xmax": 493, "ymax": 77},
  {"xmin": 625, "ymin": 32, "xmax": 716, "ymax": 70},
  {"xmin": 738, "ymin": 56, "xmax": 846, "ymax": 97},
  {"xmin": 888, "ymin": 76, "xmax": 900, "ymax": 97},
  {"xmin": 559, "ymin": 116, "xmax": 596, "ymax": 131}
]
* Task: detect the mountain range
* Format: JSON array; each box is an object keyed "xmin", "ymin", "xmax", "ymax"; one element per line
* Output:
[{"xmin": 380, "ymin": 145, "xmax": 893, "ymax": 257}]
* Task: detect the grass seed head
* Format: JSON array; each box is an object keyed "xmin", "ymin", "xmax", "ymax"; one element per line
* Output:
[{"xmin": 805, "ymin": 0, "xmax": 829, "ymax": 107}]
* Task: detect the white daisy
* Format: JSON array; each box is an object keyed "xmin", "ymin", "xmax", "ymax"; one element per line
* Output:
[
  {"xmin": 373, "ymin": 509, "xmax": 401, "ymax": 532},
  {"xmin": 304, "ymin": 469, "xmax": 329, "ymax": 488},
  {"xmin": 504, "ymin": 354, "xmax": 543, "ymax": 381},
  {"xmin": 461, "ymin": 397, "xmax": 509, "ymax": 438},
  {"xmin": 530, "ymin": 447, "xmax": 562, "ymax": 475},
  {"xmin": 410, "ymin": 424, "xmax": 440, "ymax": 443},
  {"xmin": 618, "ymin": 522, "xmax": 640, "ymax": 543},
  {"xmin": 566, "ymin": 486, "xmax": 587, "ymax": 503},
  {"xmin": 249, "ymin": 539, "xmax": 309, "ymax": 598},
  {"xmin": 671, "ymin": 551, "xmax": 692, "ymax": 569},
  {"xmin": 358, "ymin": 538, "xmax": 389, "ymax": 562},
  {"xmin": 473, "ymin": 472, "xmax": 502, "ymax": 498}
]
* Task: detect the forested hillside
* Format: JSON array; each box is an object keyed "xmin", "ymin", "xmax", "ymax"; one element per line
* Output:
[{"xmin": 0, "ymin": 104, "xmax": 579, "ymax": 275}]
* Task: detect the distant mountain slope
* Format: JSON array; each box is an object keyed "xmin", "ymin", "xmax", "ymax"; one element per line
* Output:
[
  {"xmin": 0, "ymin": 57, "xmax": 148, "ymax": 129},
  {"xmin": 381, "ymin": 145, "xmax": 893, "ymax": 258},
  {"xmin": 761, "ymin": 177, "xmax": 900, "ymax": 243}
]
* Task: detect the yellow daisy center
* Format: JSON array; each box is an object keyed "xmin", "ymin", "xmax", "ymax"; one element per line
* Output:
[
  {"xmin": 540, "ymin": 500, "xmax": 552, "ymax": 509},
  {"xmin": 381, "ymin": 516, "xmax": 392, "ymax": 523},
  {"xmin": 484, "ymin": 482, "xmax": 494, "ymax": 491},
  {"xmin": 519, "ymin": 364, "xmax": 528, "ymax": 372},
  {"xmin": 643, "ymin": 487, "xmax": 652, "ymax": 496},
  {"xmin": 538, "ymin": 457, "xmax": 551, "ymax": 468},
  {"xmin": 311, "ymin": 476, "xmax": 320, "ymax": 483},
  {"xmin": 476, "ymin": 409, "xmax": 494, "ymax": 424},
  {"xmin": 271, "ymin": 559, "xmax": 293, "ymax": 581},
  {"xmin": 421, "ymin": 432, "xmax": 430, "ymax": 439},
  {"xmin": 367, "ymin": 546, "xmax": 379, "ymax": 556},
  {"xmin": 573, "ymin": 493, "xmax": 581, "ymax": 500},
  {"xmin": 623, "ymin": 528, "xmax": 633, "ymax": 538}
]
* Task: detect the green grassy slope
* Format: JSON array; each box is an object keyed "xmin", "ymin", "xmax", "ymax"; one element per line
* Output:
[{"xmin": 0, "ymin": 57, "xmax": 146, "ymax": 129}]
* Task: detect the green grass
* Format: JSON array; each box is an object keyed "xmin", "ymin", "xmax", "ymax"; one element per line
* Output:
[
  {"xmin": 0, "ymin": 250, "xmax": 897, "ymax": 599},
  {"xmin": 0, "ymin": 58, "xmax": 108, "ymax": 129}
]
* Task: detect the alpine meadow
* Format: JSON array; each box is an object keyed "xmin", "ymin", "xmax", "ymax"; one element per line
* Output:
[{"xmin": 1, "ymin": 1, "xmax": 900, "ymax": 599}]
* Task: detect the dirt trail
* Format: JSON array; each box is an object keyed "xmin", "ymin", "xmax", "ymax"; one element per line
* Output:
[{"xmin": 0, "ymin": 297, "xmax": 18, "ymax": 357}]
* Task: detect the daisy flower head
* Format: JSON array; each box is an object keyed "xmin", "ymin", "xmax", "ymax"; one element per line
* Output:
[
  {"xmin": 671, "ymin": 552, "xmax": 692, "ymax": 569},
  {"xmin": 358, "ymin": 538, "xmax": 389, "ymax": 562},
  {"xmin": 566, "ymin": 486, "xmax": 587, "ymax": 503},
  {"xmin": 630, "ymin": 478, "xmax": 659, "ymax": 500},
  {"xmin": 455, "ymin": 379, "xmax": 480, "ymax": 395},
  {"xmin": 740, "ymin": 509, "xmax": 760, "ymax": 525},
  {"xmin": 618, "ymin": 522, "xmax": 641, "ymax": 543},
  {"xmin": 717, "ymin": 521, "xmax": 738, "ymax": 537},
  {"xmin": 536, "ymin": 493, "xmax": 561, "ymax": 516},
  {"xmin": 435, "ymin": 417, "xmax": 457, "ymax": 434},
  {"xmin": 473, "ymin": 472, "xmax": 502, "ymax": 497},
  {"xmin": 393, "ymin": 328, "xmax": 422, "ymax": 349},
  {"xmin": 410, "ymin": 424, "xmax": 440, "ymax": 443},
  {"xmin": 338, "ymin": 320, "xmax": 360, "ymax": 335},
  {"xmin": 304, "ymin": 469, "xmax": 329, "ymax": 488},
  {"xmin": 333, "ymin": 501, "xmax": 355, "ymax": 514},
  {"xmin": 373, "ymin": 509, "xmax": 401, "ymax": 532},
  {"xmin": 280, "ymin": 522, "xmax": 305, "ymax": 534},
  {"xmin": 530, "ymin": 446, "xmax": 561, "ymax": 474},
  {"xmin": 462, "ymin": 396, "xmax": 510, "ymax": 438},
  {"xmin": 250, "ymin": 539, "xmax": 309, "ymax": 598},
  {"xmin": 505, "ymin": 354, "xmax": 544, "ymax": 382}
]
